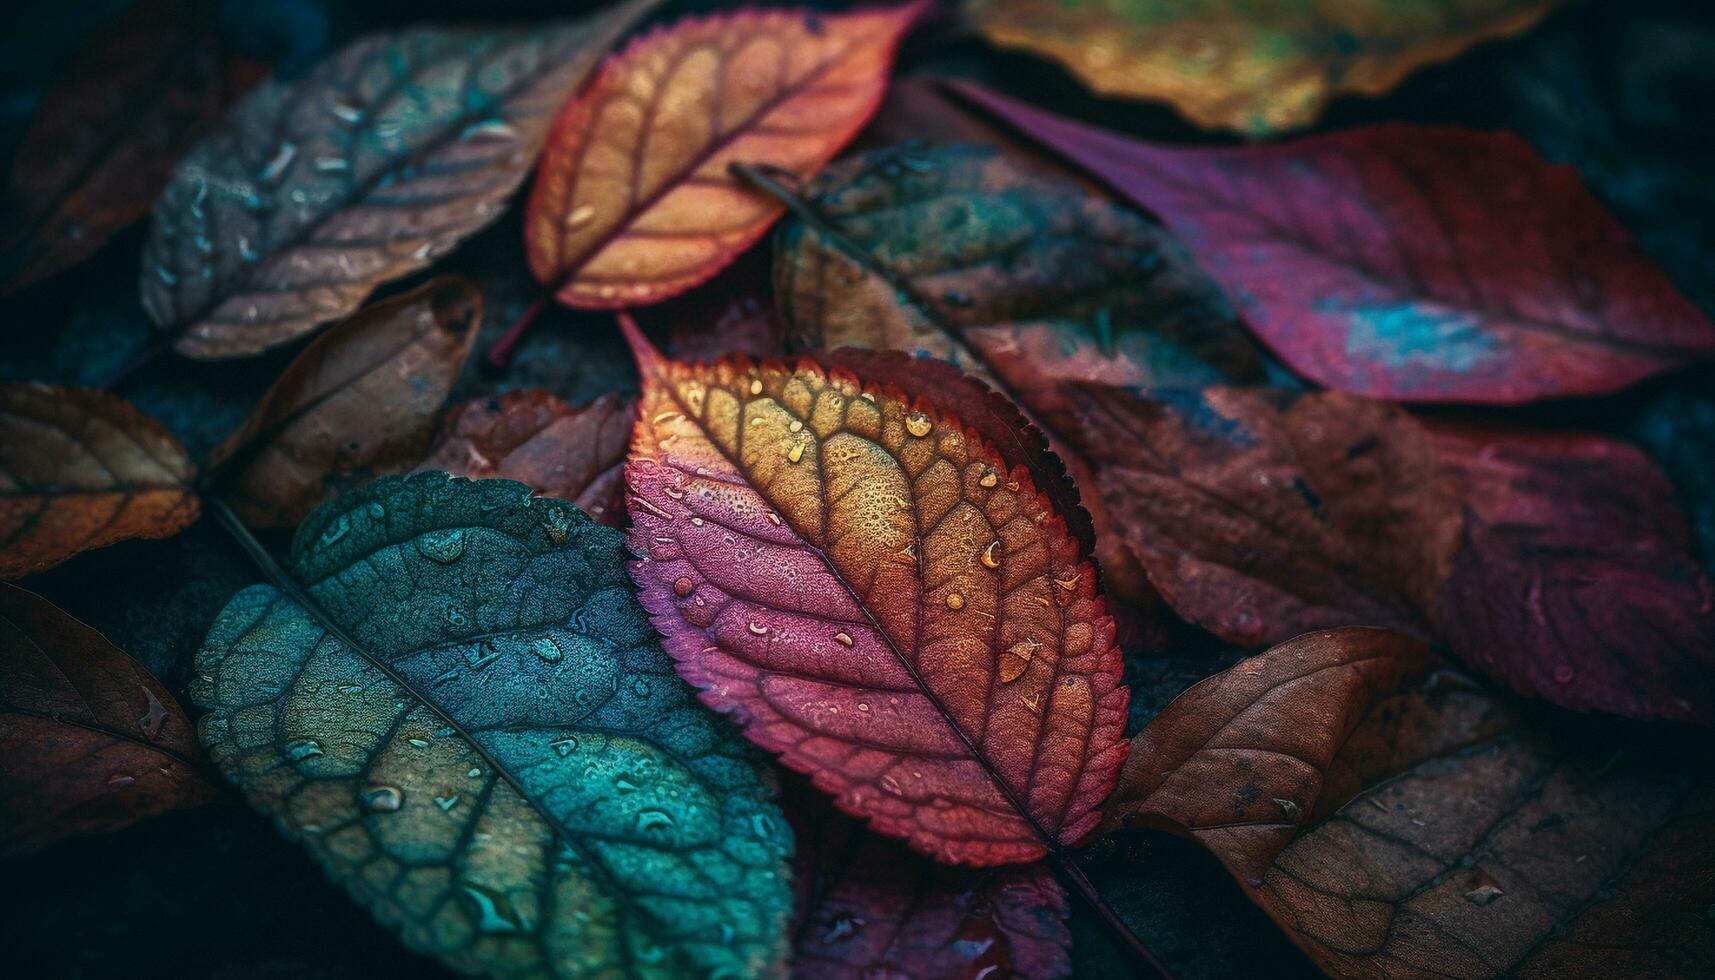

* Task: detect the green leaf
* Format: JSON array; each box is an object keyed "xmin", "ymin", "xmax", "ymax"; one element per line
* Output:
[{"xmin": 190, "ymin": 473, "xmax": 793, "ymax": 978}]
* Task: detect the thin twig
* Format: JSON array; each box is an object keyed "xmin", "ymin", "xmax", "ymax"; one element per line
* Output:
[
  {"xmin": 1053, "ymin": 852, "xmax": 1176, "ymax": 980},
  {"xmin": 484, "ymin": 294, "xmax": 548, "ymax": 371}
]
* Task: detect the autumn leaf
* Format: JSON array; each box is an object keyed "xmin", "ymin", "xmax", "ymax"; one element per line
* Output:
[
  {"xmin": 524, "ymin": 1, "xmax": 927, "ymax": 309},
  {"xmin": 418, "ymin": 390, "xmax": 633, "ymax": 527},
  {"xmin": 620, "ymin": 316, "xmax": 1128, "ymax": 866},
  {"xmin": 948, "ymin": 81, "xmax": 1715, "ymax": 403},
  {"xmin": 1115, "ymin": 627, "xmax": 1715, "ymax": 977},
  {"xmin": 206, "ymin": 278, "xmax": 481, "ymax": 528},
  {"xmin": 1050, "ymin": 384, "xmax": 1464, "ymax": 647},
  {"xmin": 1431, "ymin": 424, "xmax": 1715, "ymax": 724},
  {"xmin": 142, "ymin": 0, "xmax": 661, "ymax": 359},
  {"xmin": 191, "ymin": 473, "xmax": 794, "ymax": 977},
  {"xmin": 0, "ymin": 382, "xmax": 201, "ymax": 579},
  {"xmin": 964, "ymin": 0, "xmax": 1560, "ymax": 134},
  {"xmin": 0, "ymin": 0, "xmax": 263, "ymax": 294},
  {"xmin": 790, "ymin": 788, "xmax": 1071, "ymax": 979},
  {"xmin": 1, "ymin": 582, "xmax": 214, "ymax": 857}
]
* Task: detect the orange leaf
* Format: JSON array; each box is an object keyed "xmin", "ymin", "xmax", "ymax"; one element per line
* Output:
[{"xmin": 525, "ymin": 2, "xmax": 927, "ymax": 308}]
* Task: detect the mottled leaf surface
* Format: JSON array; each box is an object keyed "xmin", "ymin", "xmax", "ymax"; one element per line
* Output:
[
  {"xmin": 210, "ymin": 278, "xmax": 481, "ymax": 528},
  {"xmin": 143, "ymin": 0, "xmax": 659, "ymax": 358},
  {"xmin": 1053, "ymin": 384, "xmax": 1464, "ymax": 647},
  {"xmin": 1124, "ymin": 628, "xmax": 1714, "ymax": 977},
  {"xmin": 0, "ymin": 383, "xmax": 201, "ymax": 579},
  {"xmin": 622, "ymin": 321, "xmax": 1128, "ymax": 866},
  {"xmin": 950, "ymin": 81, "xmax": 1715, "ymax": 403},
  {"xmin": 791, "ymin": 793, "xmax": 1071, "ymax": 979},
  {"xmin": 1, "ymin": 583, "xmax": 213, "ymax": 857},
  {"xmin": 1431, "ymin": 425, "xmax": 1715, "ymax": 723},
  {"xmin": 191, "ymin": 473, "xmax": 793, "ymax": 977},
  {"xmin": 525, "ymin": 2, "xmax": 925, "ymax": 308},
  {"xmin": 419, "ymin": 390, "xmax": 633, "ymax": 528},
  {"xmin": 1, "ymin": 0, "xmax": 261, "ymax": 292},
  {"xmin": 965, "ymin": 0, "xmax": 1558, "ymax": 134}
]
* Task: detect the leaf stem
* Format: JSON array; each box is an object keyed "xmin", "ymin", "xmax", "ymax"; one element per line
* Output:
[
  {"xmin": 1053, "ymin": 851, "xmax": 1176, "ymax": 980},
  {"xmin": 483, "ymin": 294, "xmax": 549, "ymax": 371}
]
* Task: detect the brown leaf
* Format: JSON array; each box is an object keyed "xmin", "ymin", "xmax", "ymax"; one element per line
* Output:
[
  {"xmin": 964, "ymin": 0, "xmax": 1560, "ymax": 135},
  {"xmin": 0, "ymin": 583, "xmax": 214, "ymax": 857},
  {"xmin": 209, "ymin": 278, "xmax": 480, "ymax": 527},
  {"xmin": 1118, "ymin": 627, "xmax": 1715, "ymax": 977},
  {"xmin": 1053, "ymin": 384, "xmax": 1464, "ymax": 646},
  {"xmin": 2, "ymin": 0, "xmax": 263, "ymax": 293},
  {"xmin": 0, "ymin": 383, "xmax": 200, "ymax": 579},
  {"xmin": 416, "ymin": 389, "xmax": 632, "ymax": 527}
]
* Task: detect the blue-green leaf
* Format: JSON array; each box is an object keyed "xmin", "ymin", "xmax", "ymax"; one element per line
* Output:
[{"xmin": 190, "ymin": 473, "xmax": 793, "ymax": 978}]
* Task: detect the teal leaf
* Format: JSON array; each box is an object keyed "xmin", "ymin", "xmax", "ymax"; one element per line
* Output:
[{"xmin": 191, "ymin": 473, "xmax": 792, "ymax": 978}]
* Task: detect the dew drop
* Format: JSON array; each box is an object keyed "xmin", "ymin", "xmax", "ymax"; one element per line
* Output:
[
  {"xmin": 820, "ymin": 912, "xmax": 863, "ymax": 944},
  {"xmin": 833, "ymin": 631, "xmax": 853, "ymax": 647},
  {"xmin": 408, "ymin": 737, "xmax": 430, "ymax": 749},
  {"xmin": 750, "ymin": 813, "xmax": 776, "ymax": 839},
  {"xmin": 980, "ymin": 540, "xmax": 1002, "ymax": 570},
  {"xmin": 285, "ymin": 738, "xmax": 323, "ymax": 761},
  {"xmin": 636, "ymin": 808, "xmax": 675, "ymax": 833},
  {"xmin": 435, "ymin": 795, "xmax": 460, "ymax": 812},
  {"xmin": 978, "ymin": 468, "xmax": 999, "ymax": 489},
  {"xmin": 673, "ymin": 576, "xmax": 695, "ymax": 598},
  {"xmin": 461, "ymin": 883, "xmax": 526, "ymax": 934},
  {"xmin": 749, "ymin": 379, "xmax": 763, "ymax": 395},
  {"xmin": 416, "ymin": 528, "xmax": 467, "ymax": 563},
  {"xmin": 361, "ymin": 785, "xmax": 403, "ymax": 812},
  {"xmin": 788, "ymin": 419, "xmax": 803, "ymax": 433},
  {"xmin": 551, "ymin": 736, "xmax": 580, "ymax": 757},
  {"xmin": 319, "ymin": 515, "xmax": 349, "ymax": 545},
  {"xmin": 1553, "ymin": 664, "xmax": 1575, "ymax": 685},
  {"xmin": 108, "ymin": 773, "xmax": 136, "ymax": 789},
  {"xmin": 138, "ymin": 686, "xmax": 169, "ymax": 740},
  {"xmin": 945, "ymin": 593, "xmax": 965, "ymax": 611},
  {"xmin": 565, "ymin": 204, "xmax": 596, "ymax": 229},
  {"xmin": 905, "ymin": 412, "xmax": 932, "ymax": 437},
  {"xmin": 531, "ymin": 637, "xmax": 562, "ymax": 663},
  {"xmin": 787, "ymin": 442, "xmax": 805, "ymax": 464},
  {"xmin": 749, "ymin": 621, "xmax": 770, "ymax": 636}
]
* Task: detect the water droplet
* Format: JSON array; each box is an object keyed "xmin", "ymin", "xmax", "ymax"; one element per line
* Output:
[
  {"xmin": 416, "ymin": 528, "xmax": 467, "ymax": 563},
  {"xmin": 636, "ymin": 808, "xmax": 675, "ymax": 833},
  {"xmin": 750, "ymin": 813, "xmax": 776, "ymax": 839},
  {"xmin": 690, "ymin": 516, "xmax": 705, "ymax": 527},
  {"xmin": 260, "ymin": 141, "xmax": 297, "ymax": 183},
  {"xmin": 857, "ymin": 702, "xmax": 869, "ymax": 712},
  {"xmin": 108, "ymin": 773, "xmax": 136, "ymax": 788},
  {"xmin": 460, "ymin": 883, "xmax": 526, "ymax": 934},
  {"xmin": 749, "ymin": 379, "xmax": 763, "ymax": 395},
  {"xmin": 749, "ymin": 621, "xmax": 770, "ymax": 636},
  {"xmin": 285, "ymin": 738, "xmax": 323, "ymax": 761},
  {"xmin": 980, "ymin": 540, "xmax": 1002, "ymax": 570},
  {"xmin": 834, "ymin": 631, "xmax": 853, "ymax": 647},
  {"xmin": 1464, "ymin": 871, "xmax": 1505, "ymax": 906},
  {"xmin": 820, "ymin": 912, "xmax": 863, "ymax": 943},
  {"xmin": 408, "ymin": 737, "xmax": 430, "ymax": 749},
  {"xmin": 787, "ymin": 442, "xmax": 805, "ymax": 464},
  {"xmin": 138, "ymin": 686, "xmax": 168, "ymax": 740},
  {"xmin": 468, "ymin": 767, "xmax": 483, "ymax": 778},
  {"xmin": 361, "ymin": 785, "xmax": 403, "ymax": 812},
  {"xmin": 436, "ymin": 795, "xmax": 460, "ymax": 812},
  {"xmin": 531, "ymin": 637, "xmax": 562, "ymax": 663},
  {"xmin": 319, "ymin": 516, "xmax": 349, "ymax": 545},
  {"xmin": 552, "ymin": 736, "xmax": 579, "ymax": 757},
  {"xmin": 631, "ymin": 677, "xmax": 651, "ymax": 697},
  {"xmin": 329, "ymin": 95, "xmax": 364, "ymax": 123},
  {"xmin": 565, "ymin": 204, "xmax": 596, "ymax": 229},
  {"xmin": 1553, "ymin": 664, "xmax": 1575, "ymax": 685},
  {"xmin": 905, "ymin": 412, "xmax": 932, "ymax": 437},
  {"xmin": 978, "ymin": 468, "xmax": 999, "ymax": 489},
  {"xmin": 788, "ymin": 419, "xmax": 803, "ymax": 433},
  {"xmin": 1001, "ymin": 639, "xmax": 1039, "ymax": 684},
  {"xmin": 945, "ymin": 593, "xmax": 965, "ymax": 611}
]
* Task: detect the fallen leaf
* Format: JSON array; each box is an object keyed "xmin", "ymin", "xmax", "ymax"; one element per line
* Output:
[
  {"xmin": 791, "ymin": 793, "xmax": 1071, "ymax": 979},
  {"xmin": 1431, "ymin": 424, "xmax": 1715, "ymax": 724},
  {"xmin": 1116, "ymin": 627, "xmax": 1715, "ymax": 977},
  {"xmin": 0, "ymin": 382, "xmax": 201, "ymax": 579},
  {"xmin": 417, "ymin": 390, "xmax": 633, "ymax": 527},
  {"xmin": 621, "ymin": 317, "xmax": 1128, "ymax": 866},
  {"xmin": 1052, "ymin": 384, "xmax": 1464, "ymax": 647},
  {"xmin": 142, "ymin": 0, "xmax": 660, "ymax": 359},
  {"xmin": 207, "ymin": 278, "xmax": 481, "ymax": 528},
  {"xmin": 524, "ymin": 1, "xmax": 927, "ymax": 308},
  {"xmin": 964, "ymin": 0, "xmax": 1559, "ymax": 134},
  {"xmin": 1, "ymin": 582, "xmax": 213, "ymax": 857},
  {"xmin": 1, "ymin": 0, "xmax": 262, "ymax": 293},
  {"xmin": 948, "ymin": 81, "xmax": 1715, "ymax": 403},
  {"xmin": 191, "ymin": 472, "xmax": 794, "ymax": 977}
]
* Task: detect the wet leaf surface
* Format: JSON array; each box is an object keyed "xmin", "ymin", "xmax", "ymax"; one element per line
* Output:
[
  {"xmin": 525, "ymin": 2, "xmax": 926, "ymax": 309},
  {"xmin": 622, "ymin": 320, "xmax": 1128, "ymax": 866},
  {"xmin": 1120, "ymin": 627, "xmax": 1715, "ymax": 977},
  {"xmin": 0, "ymin": 583, "xmax": 214, "ymax": 857},
  {"xmin": 1, "ymin": 0, "xmax": 263, "ymax": 293},
  {"xmin": 0, "ymin": 382, "xmax": 201, "ymax": 578},
  {"xmin": 209, "ymin": 277, "xmax": 481, "ymax": 528},
  {"xmin": 418, "ymin": 390, "xmax": 633, "ymax": 528},
  {"xmin": 949, "ymin": 80, "xmax": 1715, "ymax": 403},
  {"xmin": 192, "ymin": 472, "xmax": 794, "ymax": 977},
  {"xmin": 143, "ymin": 0, "xmax": 659, "ymax": 358},
  {"xmin": 965, "ymin": 0, "xmax": 1560, "ymax": 134}
]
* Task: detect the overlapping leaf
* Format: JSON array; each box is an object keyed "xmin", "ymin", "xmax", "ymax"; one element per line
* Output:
[
  {"xmin": 191, "ymin": 473, "xmax": 794, "ymax": 977},
  {"xmin": 209, "ymin": 277, "xmax": 481, "ymax": 527},
  {"xmin": 143, "ymin": 0, "xmax": 660, "ymax": 358},
  {"xmin": 1, "ymin": 382, "xmax": 201, "ymax": 578},
  {"xmin": 964, "ymin": 0, "xmax": 1559, "ymax": 134},
  {"xmin": 418, "ymin": 390, "xmax": 633, "ymax": 527},
  {"xmin": 621, "ymin": 318, "xmax": 1128, "ymax": 866},
  {"xmin": 1, "ymin": 583, "xmax": 213, "ymax": 857},
  {"xmin": 950, "ymin": 81, "xmax": 1715, "ymax": 403},
  {"xmin": 524, "ymin": 1, "xmax": 926, "ymax": 309},
  {"xmin": 1, "ymin": 0, "xmax": 262, "ymax": 293},
  {"xmin": 1117, "ymin": 627, "xmax": 1714, "ymax": 977}
]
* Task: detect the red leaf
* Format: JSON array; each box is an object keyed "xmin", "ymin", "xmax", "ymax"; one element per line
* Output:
[
  {"xmin": 525, "ymin": 2, "xmax": 927, "ymax": 308},
  {"xmin": 621, "ymin": 317, "xmax": 1128, "ymax": 866},
  {"xmin": 1431, "ymin": 425, "xmax": 1715, "ymax": 723},
  {"xmin": 948, "ymin": 80, "xmax": 1715, "ymax": 404},
  {"xmin": 417, "ymin": 390, "xmax": 633, "ymax": 527},
  {"xmin": 1, "ymin": 583, "xmax": 214, "ymax": 857}
]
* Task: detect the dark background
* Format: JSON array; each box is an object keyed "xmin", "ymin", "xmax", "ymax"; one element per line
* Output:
[{"xmin": 2, "ymin": 0, "xmax": 1712, "ymax": 976}]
